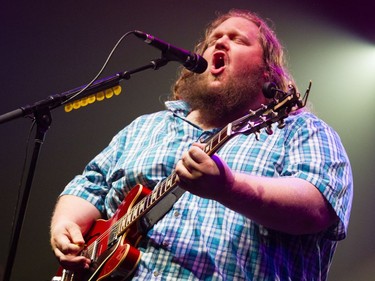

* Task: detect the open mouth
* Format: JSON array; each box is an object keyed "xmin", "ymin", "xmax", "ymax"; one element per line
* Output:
[
  {"xmin": 211, "ymin": 52, "xmax": 226, "ymax": 74},
  {"xmin": 214, "ymin": 53, "xmax": 225, "ymax": 69}
]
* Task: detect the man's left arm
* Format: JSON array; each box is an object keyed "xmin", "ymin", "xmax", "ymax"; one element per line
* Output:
[{"xmin": 175, "ymin": 143, "xmax": 338, "ymax": 235}]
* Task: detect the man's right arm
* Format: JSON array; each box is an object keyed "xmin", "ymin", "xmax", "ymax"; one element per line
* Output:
[{"xmin": 50, "ymin": 195, "xmax": 101, "ymax": 271}]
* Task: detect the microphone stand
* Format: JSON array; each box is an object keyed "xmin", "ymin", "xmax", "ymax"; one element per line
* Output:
[{"xmin": 1, "ymin": 57, "xmax": 168, "ymax": 281}]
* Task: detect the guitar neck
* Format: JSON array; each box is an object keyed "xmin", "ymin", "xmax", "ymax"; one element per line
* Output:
[
  {"xmin": 54, "ymin": 83, "xmax": 310, "ymax": 281},
  {"xmin": 113, "ymin": 81, "xmax": 310, "ymax": 239},
  {"xmin": 115, "ymin": 124, "xmax": 234, "ymax": 236}
]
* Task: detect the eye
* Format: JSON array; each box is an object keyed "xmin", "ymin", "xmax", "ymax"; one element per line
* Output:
[
  {"xmin": 207, "ymin": 36, "xmax": 219, "ymax": 47},
  {"xmin": 207, "ymin": 39, "xmax": 217, "ymax": 47},
  {"xmin": 231, "ymin": 35, "xmax": 249, "ymax": 45}
]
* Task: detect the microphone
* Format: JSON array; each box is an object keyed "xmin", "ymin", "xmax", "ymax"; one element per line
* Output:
[
  {"xmin": 133, "ymin": 30, "xmax": 208, "ymax": 74},
  {"xmin": 262, "ymin": 82, "xmax": 279, "ymax": 99}
]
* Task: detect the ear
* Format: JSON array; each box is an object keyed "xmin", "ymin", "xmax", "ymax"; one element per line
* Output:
[{"xmin": 262, "ymin": 70, "xmax": 270, "ymax": 81}]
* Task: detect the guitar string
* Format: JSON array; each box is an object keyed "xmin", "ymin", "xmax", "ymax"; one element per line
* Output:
[
  {"xmin": 82, "ymin": 95, "xmax": 301, "ymax": 257},
  {"xmin": 84, "ymin": 115, "xmax": 259, "ymax": 255},
  {"xmin": 84, "ymin": 180, "xmax": 166, "ymax": 255},
  {"xmin": 87, "ymin": 127, "xmax": 229, "ymax": 254},
  {"xmin": 84, "ymin": 128, "xmax": 229, "ymax": 255}
]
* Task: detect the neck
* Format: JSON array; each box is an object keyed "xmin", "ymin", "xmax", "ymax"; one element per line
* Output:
[{"xmin": 186, "ymin": 110, "xmax": 216, "ymax": 130}]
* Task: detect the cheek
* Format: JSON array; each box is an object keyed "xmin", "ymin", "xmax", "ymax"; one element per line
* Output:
[
  {"xmin": 202, "ymin": 47, "xmax": 212, "ymax": 60},
  {"xmin": 240, "ymin": 52, "xmax": 264, "ymax": 70}
]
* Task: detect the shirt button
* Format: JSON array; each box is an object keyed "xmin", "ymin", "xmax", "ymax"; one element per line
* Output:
[
  {"xmin": 153, "ymin": 271, "xmax": 160, "ymax": 277},
  {"xmin": 174, "ymin": 211, "xmax": 180, "ymax": 217},
  {"xmin": 162, "ymin": 240, "xmax": 169, "ymax": 247}
]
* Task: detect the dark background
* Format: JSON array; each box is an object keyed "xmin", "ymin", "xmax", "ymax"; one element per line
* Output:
[{"xmin": 1, "ymin": 1, "xmax": 374, "ymax": 280}]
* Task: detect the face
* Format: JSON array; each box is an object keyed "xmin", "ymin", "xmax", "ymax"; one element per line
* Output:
[
  {"xmin": 178, "ymin": 17, "xmax": 268, "ymax": 125},
  {"xmin": 203, "ymin": 16, "xmax": 266, "ymax": 93}
]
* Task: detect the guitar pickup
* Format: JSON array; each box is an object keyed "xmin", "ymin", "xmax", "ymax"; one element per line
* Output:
[
  {"xmin": 90, "ymin": 240, "xmax": 99, "ymax": 262},
  {"xmin": 108, "ymin": 231, "xmax": 119, "ymax": 248}
]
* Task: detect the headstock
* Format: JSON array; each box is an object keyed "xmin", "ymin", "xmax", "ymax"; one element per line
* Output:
[{"xmin": 228, "ymin": 81, "xmax": 311, "ymax": 139}]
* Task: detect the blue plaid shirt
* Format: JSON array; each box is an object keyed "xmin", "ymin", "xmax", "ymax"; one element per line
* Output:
[{"xmin": 62, "ymin": 100, "xmax": 353, "ymax": 280}]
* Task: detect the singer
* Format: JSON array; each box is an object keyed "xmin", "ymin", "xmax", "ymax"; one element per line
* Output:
[{"xmin": 50, "ymin": 9, "xmax": 353, "ymax": 280}]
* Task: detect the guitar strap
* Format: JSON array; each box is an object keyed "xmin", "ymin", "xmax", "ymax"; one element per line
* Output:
[{"xmin": 138, "ymin": 186, "xmax": 185, "ymax": 233}]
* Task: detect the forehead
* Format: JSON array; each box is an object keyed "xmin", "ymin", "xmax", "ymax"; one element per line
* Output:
[{"xmin": 209, "ymin": 16, "xmax": 260, "ymax": 40}]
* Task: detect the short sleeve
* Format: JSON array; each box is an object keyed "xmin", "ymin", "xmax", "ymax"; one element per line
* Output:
[{"xmin": 281, "ymin": 114, "xmax": 353, "ymax": 240}]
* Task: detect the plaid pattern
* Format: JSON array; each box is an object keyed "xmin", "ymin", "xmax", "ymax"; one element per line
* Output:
[{"xmin": 62, "ymin": 100, "xmax": 352, "ymax": 280}]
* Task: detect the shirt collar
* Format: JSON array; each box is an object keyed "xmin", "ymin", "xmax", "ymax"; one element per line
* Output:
[
  {"xmin": 164, "ymin": 100, "xmax": 191, "ymax": 117},
  {"xmin": 165, "ymin": 100, "xmax": 220, "ymax": 136}
]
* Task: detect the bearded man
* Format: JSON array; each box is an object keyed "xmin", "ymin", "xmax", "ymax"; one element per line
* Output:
[{"xmin": 50, "ymin": 9, "xmax": 352, "ymax": 280}]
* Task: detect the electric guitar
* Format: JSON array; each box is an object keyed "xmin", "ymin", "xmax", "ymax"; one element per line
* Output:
[{"xmin": 51, "ymin": 82, "xmax": 311, "ymax": 281}]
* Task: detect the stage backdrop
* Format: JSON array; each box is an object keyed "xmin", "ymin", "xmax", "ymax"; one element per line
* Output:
[{"xmin": 1, "ymin": 1, "xmax": 374, "ymax": 280}]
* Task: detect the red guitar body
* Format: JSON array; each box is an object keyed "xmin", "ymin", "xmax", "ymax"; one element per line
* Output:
[{"xmin": 54, "ymin": 184, "xmax": 151, "ymax": 281}]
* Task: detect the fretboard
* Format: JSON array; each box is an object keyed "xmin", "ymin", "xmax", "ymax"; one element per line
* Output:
[{"xmin": 115, "ymin": 123, "xmax": 234, "ymax": 237}]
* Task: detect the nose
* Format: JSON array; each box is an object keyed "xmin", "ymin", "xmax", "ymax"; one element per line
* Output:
[{"xmin": 214, "ymin": 35, "xmax": 230, "ymax": 50}]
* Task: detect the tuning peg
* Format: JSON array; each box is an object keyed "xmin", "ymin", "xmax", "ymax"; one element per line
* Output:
[
  {"xmin": 270, "ymin": 110, "xmax": 278, "ymax": 118},
  {"xmin": 248, "ymin": 109, "xmax": 256, "ymax": 116},
  {"xmin": 277, "ymin": 119, "xmax": 285, "ymax": 129},
  {"xmin": 254, "ymin": 131, "xmax": 260, "ymax": 141},
  {"xmin": 265, "ymin": 125, "xmax": 273, "ymax": 135}
]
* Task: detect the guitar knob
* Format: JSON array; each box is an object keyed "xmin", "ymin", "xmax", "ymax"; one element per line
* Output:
[
  {"xmin": 265, "ymin": 125, "xmax": 273, "ymax": 135},
  {"xmin": 277, "ymin": 119, "xmax": 286, "ymax": 129}
]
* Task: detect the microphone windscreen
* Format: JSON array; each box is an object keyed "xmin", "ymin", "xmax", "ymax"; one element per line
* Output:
[{"xmin": 262, "ymin": 82, "xmax": 277, "ymax": 99}]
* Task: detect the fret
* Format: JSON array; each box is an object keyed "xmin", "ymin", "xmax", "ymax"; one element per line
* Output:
[
  {"xmin": 151, "ymin": 190, "xmax": 158, "ymax": 203},
  {"xmin": 159, "ymin": 181, "xmax": 166, "ymax": 195},
  {"xmin": 210, "ymin": 136, "xmax": 218, "ymax": 148},
  {"xmin": 145, "ymin": 194, "xmax": 152, "ymax": 210},
  {"xmin": 166, "ymin": 174, "xmax": 175, "ymax": 190},
  {"xmin": 203, "ymin": 126, "xmax": 231, "ymax": 156},
  {"xmin": 213, "ymin": 133, "xmax": 221, "ymax": 146},
  {"xmin": 118, "ymin": 216, "xmax": 127, "ymax": 235},
  {"xmin": 131, "ymin": 206, "xmax": 138, "ymax": 221},
  {"xmin": 153, "ymin": 185, "xmax": 160, "ymax": 199},
  {"xmin": 170, "ymin": 172, "xmax": 177, "ymax": 187},
  {"xmin": 137, "ymin": 199, "xmax": 146, "ymax": 215},
  {"xmin": 157, "ymin": 182, "xmax": 167, "ymax": 198},
  {"xmin": 204, "ymin": 141, "xmax": 212, "ymax": 154},
  {"xmin": 124, "ymin": 213, "xmax": 132, "ymax": 228},
  {"xmin": 217, "ymin": 129, "xmax": 224, "ymax": 142}
]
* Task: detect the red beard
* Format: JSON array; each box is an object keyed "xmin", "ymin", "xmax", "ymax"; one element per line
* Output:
[{"xmin": 177, "ymin": 67, "xmax": 266, "ymax": 127}]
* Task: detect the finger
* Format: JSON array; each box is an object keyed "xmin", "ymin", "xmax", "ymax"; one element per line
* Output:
[
  {"xmin": 181, "ymin": 153, "xmax": 203, "ymax": 178},
  {"xmin": 66, "ymin": 223, "xmax": 86, "ymax": 245},
  {"xmin": 187, "ymin": 145, "xmax": 208, "ymax": 164},
  {"xmin": 54, "ymin": 246, "xmax": 90, "ymax": 271},
  {"xmin": 52, "ymin": 236, "xmax": 85, "ymax": 259},
  {"xmin": 187, "ymin": 147, "xmax": 222, "ymax": 176},
  {"xmin": 176, "ymin": 159, "xmax": 192, "ymax": 179},
  {"xmin": 182, "ymin": 146, "xmax": 208, "ymax": 170},
  {"xmin": 53, "ymin": 233, "xmax": 82, "ymax": 255},
  {"xmin": 191, "ymin": 142, "xmax": 206, "ymax": 150},
  {"xmin": 59, "ymin": 254, "xmax": 90, "ymax": 271}
]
